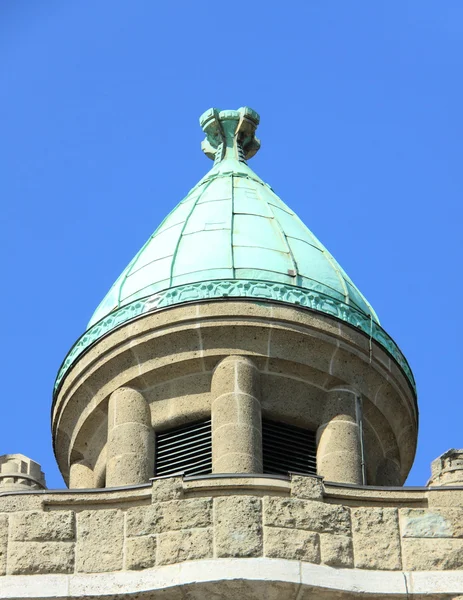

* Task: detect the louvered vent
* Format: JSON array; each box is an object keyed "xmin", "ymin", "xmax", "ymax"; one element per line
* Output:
[
  {"xmin": 155, "ymin": 419, "xmax": 212, "ymax": 477},
  {"xmin": 262, "ymin": 419, "xmax": 317, "ymax": 476}
]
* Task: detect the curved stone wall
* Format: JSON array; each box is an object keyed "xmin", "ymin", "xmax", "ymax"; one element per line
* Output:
[
  {"xmin": 1, "ymin": 474, "xmax": 463, "ymax": 599},
  {"xmin": 52, "ymin": 301, "xmax": 417, "ymax": 488}
]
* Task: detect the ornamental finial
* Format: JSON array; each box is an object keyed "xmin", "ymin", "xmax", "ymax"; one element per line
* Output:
[{"xmin": 200, "ymin": 107, "xmax": 260, "ymax": 164}]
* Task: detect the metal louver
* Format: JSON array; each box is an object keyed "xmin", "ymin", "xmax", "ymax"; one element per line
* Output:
[
  {"xmin": 262, "ymin": 419, "xmax": 317, "ymax": 476},
  {"xmin": 154, "ymin": 419, "xmax": 212, "ymax": 477}
]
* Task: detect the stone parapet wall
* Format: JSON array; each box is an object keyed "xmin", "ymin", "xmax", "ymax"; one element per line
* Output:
[{"xmin": 1, "ymin": 474, "xmax": 463, "ymax": 581}]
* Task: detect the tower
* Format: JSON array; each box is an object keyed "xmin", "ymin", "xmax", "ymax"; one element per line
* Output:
[
  {"xmin": 2, "ymin": 108, "xmax": 462, "ymax": 599},
  {"xmin": 52, "ymin": 106, "xmax": 417, "ymax": 490}
]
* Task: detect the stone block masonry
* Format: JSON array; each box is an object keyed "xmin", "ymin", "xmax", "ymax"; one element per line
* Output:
[
  {"xmin": 215, "ymin": 496, "xmax": 262, "ymax": 557},
  {"xmin": 1, "ymin": 474, "xmax": 463, "ymax": 583},
  {"xmin": 76, "ymin": 509, "xmax": 124, "ymax": 573},
  {"xmin": 351, "ymin": 507, "xmax": 402, "ymax": 570}
]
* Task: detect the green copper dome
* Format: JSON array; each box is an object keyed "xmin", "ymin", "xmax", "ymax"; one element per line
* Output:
[
  {"xmin": 55, "ymin": 107, "xmax": 415, "ymax": 393},
  {"xmin": 89, "ymin": 107, "xmax": 378, "ymax": 328}
]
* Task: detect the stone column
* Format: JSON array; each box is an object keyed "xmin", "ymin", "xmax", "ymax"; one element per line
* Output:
[
  {"xmin": 317, "ymin": 389, "xmax": 363, "ymax": 484},
  {"xmin": 106, "ymin": 387, "xmax": 154, "ymax": 487},
  {"xmin": 211, "ymin": 355, "xmax": 262, "ymax": 473},
  {"xmin": 376, "ymin": 457, "xmax": 401, "ymax": 486},
  {"xmin": 69, "ymin": 460, "xmax": 94, "ymax": 489}
]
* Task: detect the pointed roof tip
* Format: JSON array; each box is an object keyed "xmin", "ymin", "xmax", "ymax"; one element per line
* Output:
[
  {"xmin": 200, "ymin": 107, "xmax": 261, "ymax": 163},
  {"xmin": 199, "ymin": 106, "xmax": 260, "ymax": 127}
]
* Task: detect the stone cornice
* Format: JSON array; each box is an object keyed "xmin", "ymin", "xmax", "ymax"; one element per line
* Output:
[{"xmin": 54, "ymin": 279, "xmax": 416, "ymax": 396}]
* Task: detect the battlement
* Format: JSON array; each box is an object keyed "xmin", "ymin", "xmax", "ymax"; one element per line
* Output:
[
  {"xmin": 0, "ymin": 455, "xmax": 46, "ymax": 492},
  {"xmin": 429, "ymin": 449, "xmax": 463, "ymax": 487}
]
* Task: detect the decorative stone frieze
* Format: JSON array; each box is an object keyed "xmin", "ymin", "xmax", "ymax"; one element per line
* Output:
[{"xmin": 54, "ymin": 280, "xmax": 416, "ymax": 395}]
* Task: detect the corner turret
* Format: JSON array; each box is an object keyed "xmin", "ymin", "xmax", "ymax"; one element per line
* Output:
[{"xmin": 0, "ymin": 454, "xmax": 46, "ymax": 492}]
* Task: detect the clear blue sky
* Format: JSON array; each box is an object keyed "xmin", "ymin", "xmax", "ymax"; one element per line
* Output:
[{"xmin": 1, "ymin": 2, "xmax": 461, "ymax": 488}]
